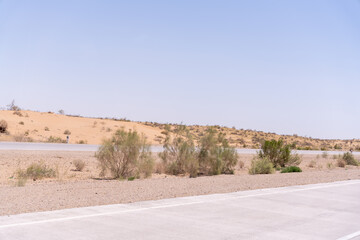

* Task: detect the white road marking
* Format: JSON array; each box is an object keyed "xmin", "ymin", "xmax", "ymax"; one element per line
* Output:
[
  {"xmin": 1, "ymin": 180, "xmax": 359, "ymax": 229},
  {"xmin": 336, "ymin": 231, "xmax": 360, "ymax": 240}
]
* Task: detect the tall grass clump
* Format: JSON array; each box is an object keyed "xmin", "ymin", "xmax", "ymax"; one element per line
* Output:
[
  {"xmin": 158, "ymin": 125, "xmax": 198, "ymax": 177},
  {"xmin": 342, "ymin": 152, "xmax": 359, "ymax": 166},
  {"xmin": 249, "ymin": 157, "xmax": 274, "ymax": 174},
  {"xmin": 198, "ymin": 128, "xmax": 238, "ymax": 175},
  {"xmin": 258, "ymin": 139, "xmax": 301, "ymax": 168},
  {"xmin": 96, "ymin": 128, "xmax": 154, "ymax": 179}
]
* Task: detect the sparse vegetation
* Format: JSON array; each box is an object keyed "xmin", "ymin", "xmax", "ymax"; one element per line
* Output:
[
  {"xmin": 249, "ymin": 157, "xmax": 274, "ymax": 175},
  {"xmin": 63, "ymin": 129, "xmax": 71, "ymax": 135},
  {"xmin": 16, "ymin": 162, "xmax": 56, "ymax": 184},
  {"xmin": 281, "ymin": 166, "xmax": 302, "ymax": 173},
  {"xmin": 19, "ymin": 121, "xmax": 24, "ymax": 125},
  {"xmin": 14, "ymin": 134, "xmax": 33, "ymax": 142},
  {"xmin": 0, "ymin": 120, "xmax": 8, "ymax": 133},
  {"xmin": 322, "ymin": 151, "xmax": 328, "ymax": 158},
  {"xmin": 47, "ymin": 136, "xmax": 66, "ymax": 143},
  {"xmin": 342, "ymin": 152, "xmax": 359, "ymax": 166},
  {"xmin": 44, "ymin": 126, "xmax": 50, "ymax": 131},
  {"xmin": 76, "ymin": 140, "xmax": 87, "ymax": 144},
  {"xmin": 96, "ymin": 128, "xmax": 154, "ymax": 179},
  {"xmin": 13, "ymin": 111, "xmax": 23, "ymax": 117},
  {"xmin": 73, "ymin": 159, "xmax": 85, "ymax": 171},
  {"xmin": 159, "ymin": 126, "xmax": 238, "ymax": 177}
]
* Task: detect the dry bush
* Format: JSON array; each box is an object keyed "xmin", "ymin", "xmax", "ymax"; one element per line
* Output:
[
  {"xmin": 96, "ymin": 128, "xmax": 154, "ymax": 179},
  {"xmin": 73, "ymin": 159, "xmax": 85, "ymax": 171},
  {"xmin": 154, "ymin": 162, "xmax": 165, "ymax": 174},
  {"xmin": 308, "ymin": 160, "xmax": 316, "ymax": 168},
  {"xmin": 15, "ymin": 169, "xmax": 27, "ymax": 187},
  {"xmin": 238, "ymin": 160, "xmax": 245, "ymax": 169},
  {"xmin": 327, "ymin": 162, "xmax": 334, "ymax": 169},
  {"xmin": 76, "ymin": 140, "xmax": 87, "ymax": 144},
  {"xmin": 44, "ymin": 126, "xmax": 50, "ymax": 131},
  {"xmin": 342, "ymin": 152, "xmax": 359, "ymax": 166},
  {"xmin": 47, "ymin": 136, "xmax": 66, "ymax": 143},
  {"xmin": 19, "ymin": 121, "xmax": 24, "ymax": 125},
  {"xmin": 249, "ymin": 157, "xmax": 274, "ymax": 175},
  {"xmin": 322, "ymin": 151, "xmax": 328, "ymax": 159},
  {"xmin": 0, "ymin": 120, "xmax": 8, "ymax": 133},
  {"xmin": 337, "ymin": 159, "xmax": 346, "ymax": 168},
  {"xmin": 14, "ymin": 134, "xmax": 33, "ymax": 142},
  {"xmin": 137, "ymin": 152, "xmax": 155, "ymax": 178},
  {"xmin": 16, "ymin": 163, "xmax": 56, "ymax": 183},
  {"xmin": 63, "ymin": 129, "xmax": 71, "ymax": 135},
  {"xmin": 13, "ymin": 111, "xmax": 23, "ymax": 117}
]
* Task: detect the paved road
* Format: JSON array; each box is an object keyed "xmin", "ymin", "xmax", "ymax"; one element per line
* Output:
[
  {"xmin": 0, "ymin": 180, "xmax": 359, "ymax": 240},
  {"xmin": 0, "ymin": 142, "xmax": 358, "ymax": 155}
]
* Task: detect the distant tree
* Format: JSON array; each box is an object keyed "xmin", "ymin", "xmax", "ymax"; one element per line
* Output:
[
  {"xmin": 58, "ymin": 109, "xmax": 65, "ymax": 115},
  {"xmin": 7, "ymin": 100, "xmax": 21, "ymax": 111}
]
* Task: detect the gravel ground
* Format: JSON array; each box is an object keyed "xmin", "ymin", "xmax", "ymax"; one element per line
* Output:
[
  {"xmin": 1, "ymin": 150, "xmax": 360, "ymax": 216},
  {"xmin": 1, "ymin": 169, "xmax": 360, "ymax": 216}
]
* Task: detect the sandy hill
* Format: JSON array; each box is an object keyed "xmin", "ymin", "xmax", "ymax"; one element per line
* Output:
[{"xmin": 0, "ymin": 110, "xmax": 359, "ymax": 151}]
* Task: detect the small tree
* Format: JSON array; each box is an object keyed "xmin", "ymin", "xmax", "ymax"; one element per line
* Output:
[
  {"xmin": 198, "ymin": 128, "xmax": 238, "ymax": 175},
  {"xmin": 96, "ymin": 128, "xmax": 154, "ymax": 179},
  {"xmin": 258, "ymin": 139, "xmax": 301, "ymax": 168},
  {"xmin": 7, "ymin": 100, "xmax": 21, "ymax": 111}
]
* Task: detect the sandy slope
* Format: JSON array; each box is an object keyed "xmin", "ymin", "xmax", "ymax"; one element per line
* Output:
[
  {"xmin": 0, "ymin": 110, "xmax": 163, "ymax": 144},
  {"xmin": 1, "ymin": 110, "xmax": 359, "ymax": 150}
]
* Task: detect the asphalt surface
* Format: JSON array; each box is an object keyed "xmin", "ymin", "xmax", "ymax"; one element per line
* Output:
[
  {"xmin": 0, "ymin": 180, "xmax": 359, "ymax": 240},
  {"xmin": 0, "ymin": 142, "xmax": 358, "ymax": 155}
]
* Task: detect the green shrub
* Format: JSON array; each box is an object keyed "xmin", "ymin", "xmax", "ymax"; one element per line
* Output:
[
  {"xmin": 342, "ymin": 152, "xmax": 359, "ymax": 166},
  {"xmin": 0, "ymin": 120, "xmax": 8, "ymax": 133},
  {"xmin": 198, "ymin": 128, "xmax": 238, "ymax": 175},
  {"xmin": 159, "ymin": 125, "xmax": 198, "ymax": 177},
  {"xmin": 258, "ymin": 139, "xmax": 301, "ymax": 167},
  {"xmin": 96, "ymin": 128, "xmax": 154, "ymax": 179},
  {"xmin": 249, "ymin": 157, "xmax": 274, "ymax": 175},
  {"xmin": 137, "ymin": 147, "xmax": 155, "ymax": 178},
  {"xmin": 281, "ymin": 166, "xmax": 302, "ymax": 173}
]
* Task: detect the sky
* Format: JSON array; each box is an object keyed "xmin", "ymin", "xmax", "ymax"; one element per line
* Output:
[{"xmin": 0, "ymin": 0, "xmax": 359, "ymax": 140}]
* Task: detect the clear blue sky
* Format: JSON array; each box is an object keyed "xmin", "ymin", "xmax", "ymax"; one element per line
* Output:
[{"xmin": 1, "ymin": 0, "xmax": 359, "ymax": 139}]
